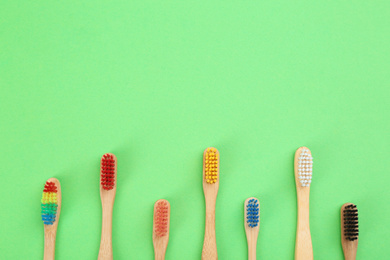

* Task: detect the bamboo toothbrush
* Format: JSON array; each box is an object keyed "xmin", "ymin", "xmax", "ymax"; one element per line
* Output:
[
  {"xmin": 153, "ymin": 199, "xmax": 171, "ymax": 260},
  {"xmin": 341, "ymin": 203, "xmax": 359, "ymax": 260},
  {"xmin": 244, "ymin": 197, "xmax": 260, "ymax": 260},
  {"xmin": 294, "ymin": 147, "xmax": 313, "ymax": 260},
  {"xmin": 202, "ymin": 147, "xmax": 220, "ymax": 260},
  {"xmin": 41, "ymin": 178, "xmax": 62, "ymax": 260},
  {"xmin": 98, "ymin": 153, "xmax": 117, "ymax": 260}
]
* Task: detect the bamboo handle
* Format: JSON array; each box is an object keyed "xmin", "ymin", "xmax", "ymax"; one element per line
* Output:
[
  {"xmin": 43, "ymin": 228, "xmax": 56, "ymax": 260},
  {"xmin": 98, "ymin": 201, "xmax": 114, "ymax": 260},
  {"xmin": 342, "ymin": 237, "xmax": 357, "ymax": 260},
  {"xmin": 248, "ymin": 241, "xmax": 257, "ymax": 260},
  {"xmin": 344, "ymin": 253, "xmax": 357, "ymax": 260},
  {"xmin": 154, "ymin": 251, "xmax": 165, "ymax": 260},
  {"xmin": 153, "ymin": 235, "xmax": 168, "ymax": 260},
  {"xmin": 202, "ymin": 198, "xmax": 217, "ymax": 260},
  {"xmin": 295, "ymin": 196, "xmax": 313, "ymax": 260}
]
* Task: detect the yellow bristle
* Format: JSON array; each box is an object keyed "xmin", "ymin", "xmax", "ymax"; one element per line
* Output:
[
  {"xmin": 204, "ymin": 147, "xmax": 219, "ymax": 184},
  {"xmin": 41, "ymin": 192, "xmax": 58, "ymax": 204}
]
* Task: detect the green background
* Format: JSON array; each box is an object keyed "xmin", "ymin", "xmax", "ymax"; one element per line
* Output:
[{"xmin": 0, "ymin": 0, "xmax": 389, "ymax": 259}]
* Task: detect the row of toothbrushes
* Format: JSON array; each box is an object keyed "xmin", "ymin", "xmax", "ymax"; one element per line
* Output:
[{"xmin": 40, "ymin": 147, "xmax": 359, "ymax": 260}]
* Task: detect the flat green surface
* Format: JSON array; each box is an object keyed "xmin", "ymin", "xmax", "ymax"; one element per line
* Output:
[{"xmin": 0, "ymin": 1, "xmax": 389, "ymax": 259}]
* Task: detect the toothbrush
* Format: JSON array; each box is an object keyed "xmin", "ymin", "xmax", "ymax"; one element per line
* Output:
[
  {"xmin": 244, "ymin": 197, "xmax": 260, "ymax": 260},
  {"xmin": 341, "ymin": 203, "xmax": 359, "ymax": 260},
  {"xmin": 153, "ymin": 199, "xmax": 171, "ymax": 260},
  {"xmin": 98, "ymin": 153, "xmax": 117, "ymax": 260},
  {"xmin": 294, "ymin": 147, "xmax": 313, "ymax": 260},
  {"xmin": 41, "ymin": 178, "xmax": 62, "ymax": 260},
  {"xmin": 202, "ymin": 147, "xmax": 220, "ymax": 260}
]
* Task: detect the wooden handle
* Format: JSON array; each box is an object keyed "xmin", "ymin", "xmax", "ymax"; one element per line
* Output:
[
  {"xmin": 247, "ymin": 241, "xmax": 257, "ymax": 260},
  {"xmin": 98, "ymin": 198, "xmax": 114, "ymax": 260},
  {"xmin": 154, "ymin": 251, "xmax": 165, "ymax": 260},
  {"xmin": 295, "ymin": 192, "xmax": 313, "ymax": 260},
  {"xmin": 153, "ymin": 239, "xmax": 168, "ymax": 260},
  {"xmin": 43, "ymin": 227, "xmax": 57, "ymax": 260},
  {"xmin": 343, "ymin": 252, "xmax": 357, "ymax": 260},
  {"xmin": 202, "ymin": 197, "xmax": 217, "ymax": 260},
  {"xmin": 153, "ymin": 236, "xmax": 168, "ymax": 260}
]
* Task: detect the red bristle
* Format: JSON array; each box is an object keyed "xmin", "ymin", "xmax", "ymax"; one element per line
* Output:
[
  {"xmin": 101, "ymin": 153, "xmax": 116, "ymax": 190},
  {"xmin": 43, "ymin": 181, "xmax": 57, "ymax": 193},
  {"xmin": 154, "ymin": 201, "xmax": 169, "ymax": 237}
]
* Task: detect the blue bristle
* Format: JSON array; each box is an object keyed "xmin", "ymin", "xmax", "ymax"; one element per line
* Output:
[
  {"xmin": 41, "ymin": 214, "xmax": 56, "ymax": 225},
  {"xmin": 246, "ymin": 199, "xmax": 259, "ymax": 228}
]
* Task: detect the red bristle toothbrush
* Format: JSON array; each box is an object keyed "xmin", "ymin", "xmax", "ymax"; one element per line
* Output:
[
  {"xmin": 153, "ymin": 199, "xmax": 171, "ymax": 260},
  {"xmin": 98, "ymin": 153, "xmax": 117, "ymax": 260},
  {"xmin": 41, "ymin": 178, "xmax": 61, "ymax": 260}
]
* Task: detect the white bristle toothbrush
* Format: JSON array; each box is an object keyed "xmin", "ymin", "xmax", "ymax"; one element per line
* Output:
[{"xmin": 294, "ymin": 147, "xmax": 313, "ymax": 260}]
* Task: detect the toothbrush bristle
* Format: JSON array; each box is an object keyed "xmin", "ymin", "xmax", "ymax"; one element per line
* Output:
[
  {"xmin": 101, "ymin": 153, "xmax": 116, "ymax": 190},
  {"xmin": 154, "ymin": 200, "xmax": 169, "ymax": 237},
  {"xmin": 204, "ymin": 147, "xmax": 219, "ymax": 184},
  {"xmin": 246, "ymin": 199, "xmax": 259, "ymax": 228},
  {"xmin": 344, "ymin": 204, "xmax": 359, "ymax": 241},
  {"xmin": 41, "ymin": 181, "xmax": 58, "ymax": 225},
  {"xmin": 298, "ymin": 148, "xmax": 313, "ymax": 187}
]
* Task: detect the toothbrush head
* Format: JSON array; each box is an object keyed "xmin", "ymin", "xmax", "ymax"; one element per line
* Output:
[
  {"xmin": 41, "ymin": 181, "xmax": 58, "ymax": 225},
  {"xmin": 295, "ymin": 147, "xmax": 313, "ymax": 188},
  {"xmin": 342, "ymin": 203, "xmax": 359, "ymax": 241},
  {"xmin": 245, "ymin": 197, "xmax": 260, "ymax": 228},
  {"xmin": 101, "ymin": 153, "xmax": 117, "ymax": 190},
  {"xmin": 153, "ymin": 199, "xmax": 170, "ymax": 238},
  {"xmin": 203, "ymin": 147, "xmax": 219, "ymax": 184},
  {"xmin": 41, "ymin": 178, "xmax": 61, "ymax": 226}
]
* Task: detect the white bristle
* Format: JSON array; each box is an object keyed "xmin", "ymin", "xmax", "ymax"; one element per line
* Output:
[{"xmin": 298, "ymin": 148, "xmax": 313, "ymax": 187}]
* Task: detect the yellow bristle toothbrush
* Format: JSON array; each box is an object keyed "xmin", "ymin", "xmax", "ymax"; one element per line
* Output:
[
  {"xmin": 202, "ymin": 147, "xmax": 220, "ymax": 260},
  {"xmin": 294, "ymin": 147, "xmax": 313, "ymax": 260},
  {"xmin": 41, "ymin": 178, "xmax": 62, "ymax": 260},
  {"xmin": 98, "ymin": 153, "xmax": 117, "ymax": 260}
]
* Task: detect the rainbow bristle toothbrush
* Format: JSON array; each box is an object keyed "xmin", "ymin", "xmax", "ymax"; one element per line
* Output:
[
  {"xmin": 202, "ymin": 147, "xmax": 220, "ymax": 260},
  {"xmin": 244, "ymin": 197, "xmax": 260, "ymax": 260},
  {"xmin": 41, "ymin": 178, "xmax": 61, "ymax": 260},
  {"xmin": 294, "ymin": 147, "xmax": 313, "ymax": 260},
  {"xmin": 341, "ymin": 203, "xmax": 359, "ymax": 260},
  {"xmin": 153, "ymin": 199, "xmax": 171, "ymax": 260},
  {"xmin": 98, "ymin": 153, "xmax": 117, "ymax": 260}
]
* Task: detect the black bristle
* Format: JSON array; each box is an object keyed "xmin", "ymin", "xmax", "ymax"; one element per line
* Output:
[{"xmin": 343, "ymin": 204, "xmax": 359, "ymax": 241}]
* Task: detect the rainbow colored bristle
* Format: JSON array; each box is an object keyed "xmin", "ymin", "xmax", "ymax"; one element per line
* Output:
[
  {"xmin": 246, "ymin": 199, "xmax": 259, "ymax": 228},
  {"xmin": 154, "ymin": 200, "xmax": 169, "ymax": 237},
  {"xmin": 204, "ymin": 147, "xmax": 219, "ymax": 184},
  {"xmin": 41, "ymin": 181, "xmax": 58, "ymax": 225},
  {"xmin": 101, "ymin": 153, "xmax": 116, "ymax": 190}
]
